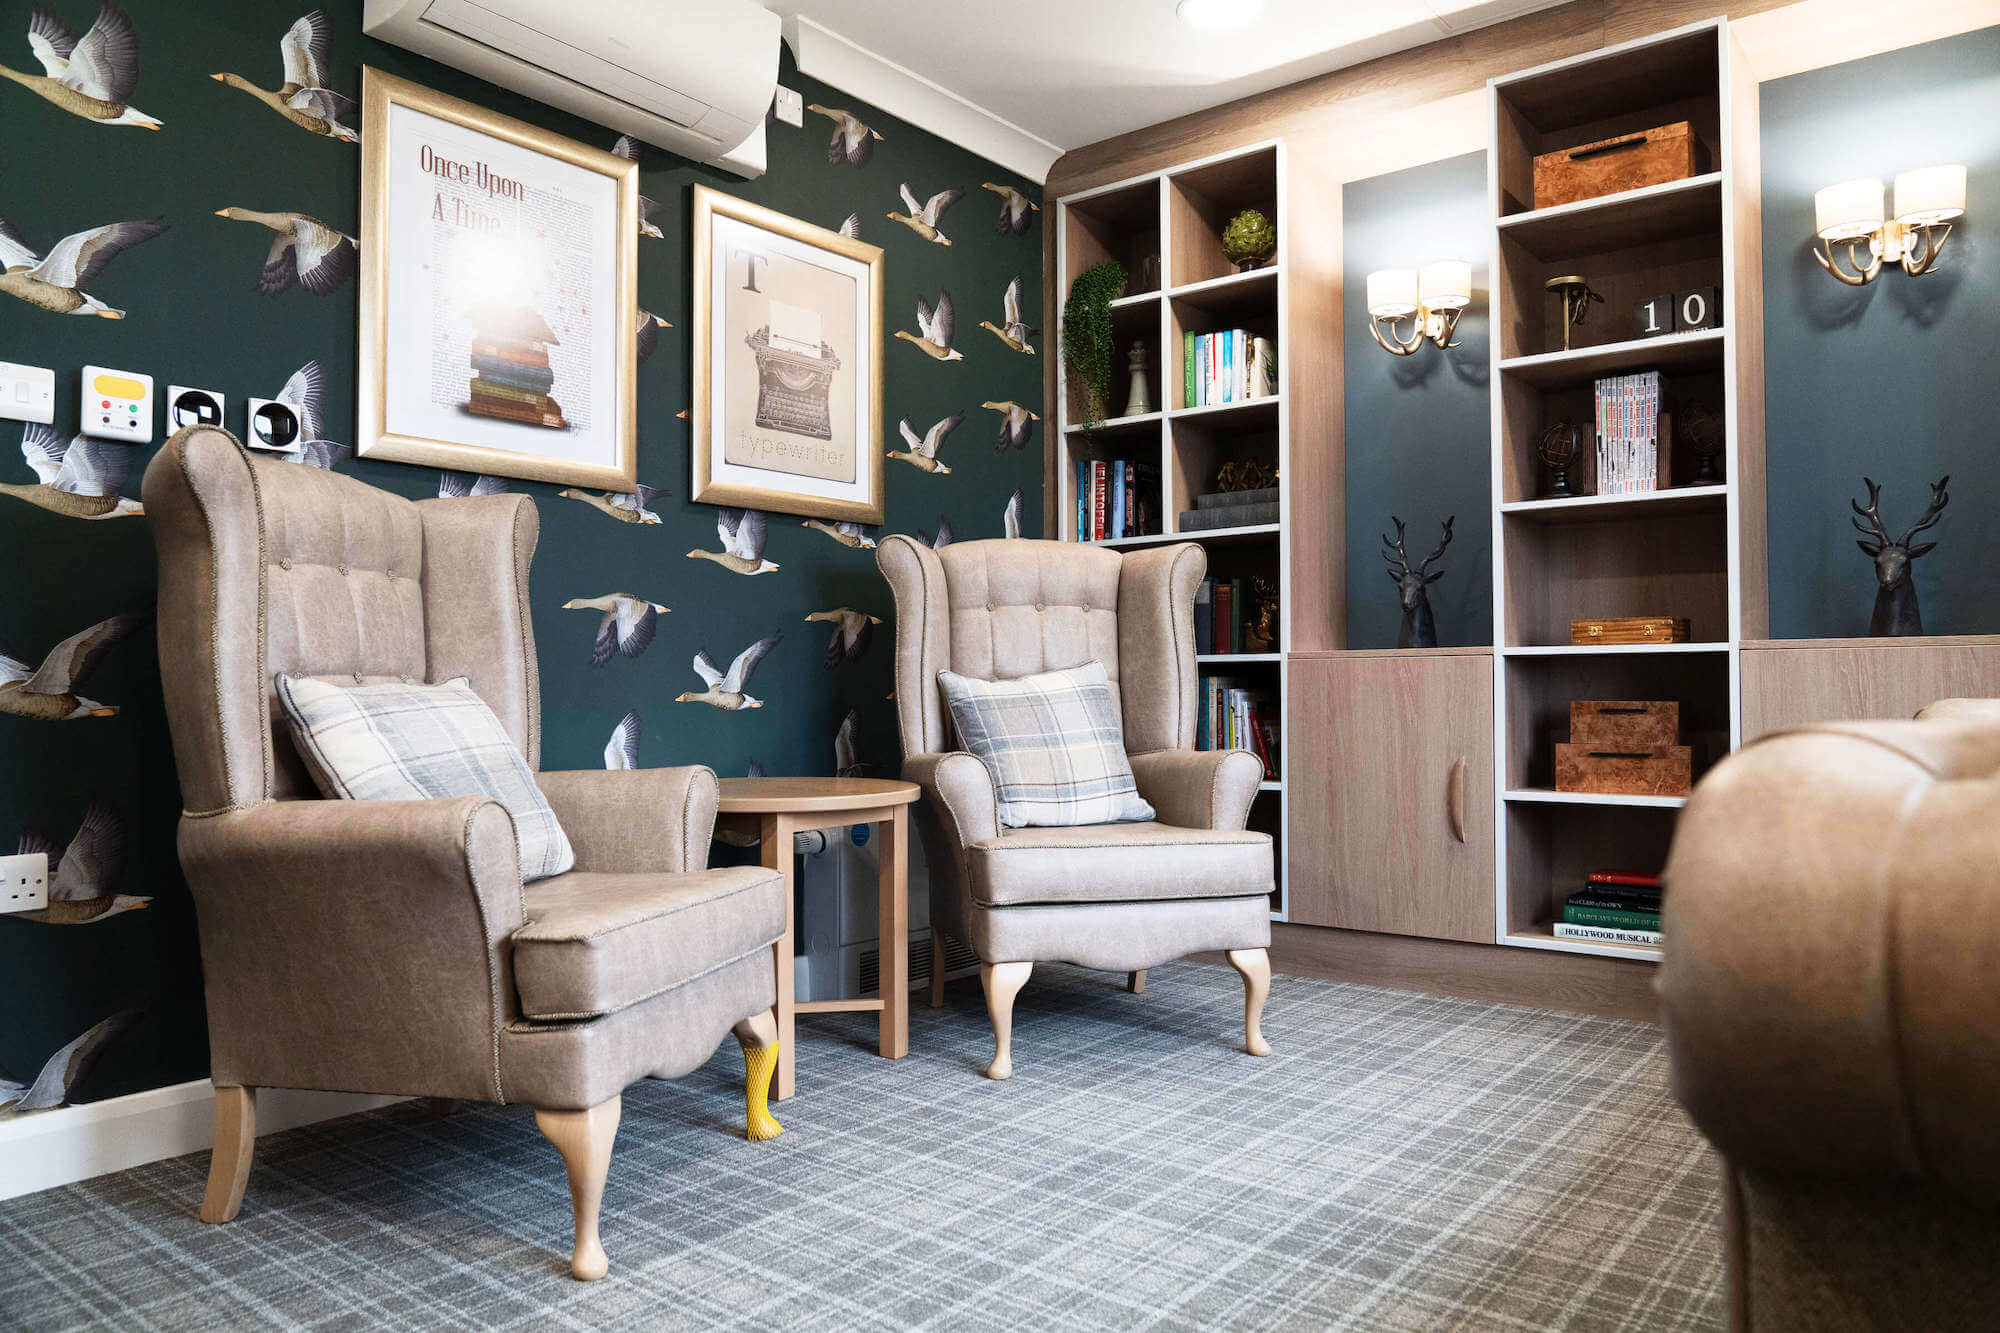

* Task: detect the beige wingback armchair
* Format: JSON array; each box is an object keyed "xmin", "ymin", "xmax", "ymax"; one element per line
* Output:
[
  {"xmin": 876, "ymin": 535, "xmax": 1273, "ymax": 1079},
  {"xmin": 1658, "ymin": 699, "xmax": 2000, "ymax": 1330},
  {"xmin": 143, "ymin": 427, "xmax": 787, "ymax": 1280}
]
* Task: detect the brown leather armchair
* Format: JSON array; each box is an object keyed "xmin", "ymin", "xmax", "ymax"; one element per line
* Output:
[
  {"xmin": 876, "ymin": 535, "xmax": 1273, "ymax": 1079},
  {"xmin": 1658, "ymin": 699, "xmax": 2000, "ymax": 1330},
  {"xmin": 143, "ymin": 428, "xmax": 788, "ymax": 1280}
]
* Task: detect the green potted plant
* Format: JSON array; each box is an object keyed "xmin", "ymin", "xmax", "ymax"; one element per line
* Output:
[
  {"xmin": 1221, "ymin": 208, "xmax": 1276, "ymax": 271},
  {"xmin": 1061, "ymin": 260, "xmax": 1126, "ymax": 429}
]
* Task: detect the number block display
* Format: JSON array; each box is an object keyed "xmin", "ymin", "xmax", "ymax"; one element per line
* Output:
[
  {"xmin": 1635, "ymin": 294, "xmax": 1674, "ymax": 338},
  {"xmin": 1634, "ymin": 288, "xmax": 1723, "ymax": 337}
]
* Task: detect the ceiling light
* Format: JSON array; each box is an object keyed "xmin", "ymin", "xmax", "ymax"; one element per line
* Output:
[{"xmin": 1176, "ymin": 0, "xmax": 1265, "ymax": 33}]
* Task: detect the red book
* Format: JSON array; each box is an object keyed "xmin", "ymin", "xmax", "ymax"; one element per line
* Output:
[
  {"xmin": 1091, "ymin": 461, "xmax": 1107, "ymax": 541},
  {"xmin": 1213, "ymin": 581, "xmax": 1232, "ymax": 649},
  {"xmin": 1588, "ymin": 870, "xmax": 1662, "ymax": 888},
  {"xmin": 1247, "ymin": 705, "xmax": 1273, "ymax": 778}
]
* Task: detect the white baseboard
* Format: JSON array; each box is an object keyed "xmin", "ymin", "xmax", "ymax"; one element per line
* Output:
[{"xmin": 0, "ymin": 1080, "xmax": 405, "ymax": 1202}]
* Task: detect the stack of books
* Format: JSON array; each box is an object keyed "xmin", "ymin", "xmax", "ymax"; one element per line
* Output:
[
  {"xmin": 1552, "ymin": 869, "xmax": 1662, "ymax": 946},
  {"xmin": 1179, "ymin": 485, "xmax": 1279, "ymax": 533},
  {"xmin": 1196, "ymin": 675, "xmax": 1278, "ymax": 779},
  {"xmin": 467, "ymin": 305, "xmax": 566, "ymax": 429},
  {"xmin": 1182, "ymin": 330, "xmax": 1276, "ymax": 408},
  {"xmin": 1194, "ymin": 576, "xmax": 1259, "ymax": 654},
  {"xmin": 1592, "ymin": 370, "xmax": 1661, "ymax": 495},
  {"xmin": 1074, "ymin": 459, "xmax": 1157, "ymax": 541}
]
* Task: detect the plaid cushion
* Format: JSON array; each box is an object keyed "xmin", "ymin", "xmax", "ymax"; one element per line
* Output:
[
  {"xmin": 937, "ymin": 660, "xmax": 1155, "ymax": 829},
  {"xmin": 274, "ymin": 674, "xmax": 574, "ymax": 881}
]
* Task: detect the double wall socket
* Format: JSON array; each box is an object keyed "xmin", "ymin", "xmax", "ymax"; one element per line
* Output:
[{"xmin": 0, "ymin": 852, "xmax": 49, "ymax": 914}]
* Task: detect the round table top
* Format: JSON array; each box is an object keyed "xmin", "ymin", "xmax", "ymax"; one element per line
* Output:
[{"xmin": 715, "ymin": 776, "xmax": 921, "ymax": 814}]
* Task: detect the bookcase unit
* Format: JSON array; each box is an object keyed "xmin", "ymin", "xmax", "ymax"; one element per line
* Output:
[
  {"xmin": 1054, "ymin": 141, "xmax": 1290, "ymax": 916},
  {"xmin": 1486, "ymin": 20, "xmax": 1765, "ymax": 961}
]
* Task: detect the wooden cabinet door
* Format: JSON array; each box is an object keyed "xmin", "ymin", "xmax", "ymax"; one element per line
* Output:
[{"xmin": 1287, "ymin": 652, "xmax": 1495, "ymax": 941}]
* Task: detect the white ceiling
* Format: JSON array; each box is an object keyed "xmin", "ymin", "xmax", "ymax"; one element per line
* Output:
[{"xmin": 773, "ymin": 0, "xmax": 1569, "ymax": 178}]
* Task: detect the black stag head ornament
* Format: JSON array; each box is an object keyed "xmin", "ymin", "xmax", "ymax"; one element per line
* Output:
[
  {"xmin": 1851, "ymin": 475, "xmax": 1949, "ymax": 637},
  {"xmin": 1382, "ymin": 514, "xmax": 1455, "ymax": 648}
]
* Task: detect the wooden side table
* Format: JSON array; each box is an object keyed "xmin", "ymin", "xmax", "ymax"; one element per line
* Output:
[{"xmin": 715, "ymin": 777, "xmax": 921, "ymax": 1101}]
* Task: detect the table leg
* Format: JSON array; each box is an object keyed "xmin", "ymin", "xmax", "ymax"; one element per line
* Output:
[
  {"xmin": 878, "ymin": 805, "xmax": 909, "ymax": 1059},
  {"xmin": 762, "ymin": 812, "xmax": 796, "ymax": 1101}
]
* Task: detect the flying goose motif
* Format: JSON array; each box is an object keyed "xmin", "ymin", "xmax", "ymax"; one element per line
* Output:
[
  {"xmin": 981, "ymin": 182, "xmax": 1039, "ymax": 236},
  {"xmin": 801, "ymin": 518, "xmax": 875, "ymax": 549},
  {"xmin": 809, "ymin": 104, "xmax": 881, "ymax": 167},
  {"xmin": 837, "ymin": 212, "xmax": 860, "ymax": 240},
  {"xmin": 978, "ymin": 275, "xmax": 1036, "ymax": 354},
  {"xmin": 687, "ymin": 507, "xmax": 778, "ymax": 575},
  {"xmin": 677, "ymin": 635, "xmax": 781, "ymax": 711},
  {"xmin": 264, "ymin": 360, "xmax": 348, "ymax": 469},
  {"xmin": 636, "ymin": 309, "xmax": 671, "ymax": 363},
  {"xmin": 982, "ymin": 399, "xmax": 1039, "ymax": 453},
  {"xmin": 889, "ymin": 412, "xmax": 963, "ymax": 475},
  {"xmin": 835, "ymin": 709, "xmax": 864, "ymax": 777},
  {"xmin": 893, "ymin": 290, "xmax": 962, "ymax": 361},
  {"xmin": 608, "ymin": 136, "xmax": 664, "ymax": 238},
  {"xmin": 437, "ymin": 470, "xmax": 508, "ymax": 498},
  {"xmin": 560, "ymin": 482, "xmax": 664, "ymax": 525},
  {"xmin": 0, "ymin": 214, "xmax": 165, "ymax": 317},
  {"xmin": 889, "ymin": 181, "xmax": 964, "ymax": 246},
  {"xmin": 0, "ymin": 612, "xmax": 148, "ymax": 720},
  {"xmin": 806, "ymin": 607, "xmax": 882, "ymax": 669},
  {"xmin": 0, "ymin": 1011, "xmax": 140, "ymax": 1115},
  {"xmin": 562, "ymin": 592, "xmax": 669, "ymax": 667},
  {"xmin": 3, "ymin": 424, "xmax": 142, "ymax": 519},
  {"xmin": 1004, "ymin": 488, "xmax": 1023, "ymax": 539},
  {"xmin": 1, "ymin": 2, "xmax": 159, "ymax": 128},
  {"xmin": 213, "ymin": 208, "xmax": 356, "ymax": 295},
  {"xmin": 211, "ymin": 9, "xmax": 357, "ymax": 142},
  {"xmin": 604, "ymin": 710, "xmax": 641, "ymax": 770},
  {"xmin": 918, "ymin": 515, "xmax": 954, "ymax": 550},
  {"xmin": 16, "ymin": 802, "xmax": 148, "ymax": 924}
]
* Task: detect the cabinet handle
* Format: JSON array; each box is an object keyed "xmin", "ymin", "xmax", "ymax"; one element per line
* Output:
[{"xmin": 1446, "ymin": 757, "xmax": 1467, "ymax": 844}]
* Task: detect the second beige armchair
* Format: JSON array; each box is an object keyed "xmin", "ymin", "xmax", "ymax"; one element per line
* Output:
[{"xmin": 877, "ymin": 535, "xmax": 1275, "ymax": 1078}]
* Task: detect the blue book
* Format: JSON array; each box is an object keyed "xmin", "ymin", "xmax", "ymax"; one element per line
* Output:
[
  {"xmin": 1109, "ymin": 460, "xmax": 1126, "ymax": 538},
  {"xmin": 1222, "ymin": 331, "xmax": 1232, "ymax": 403},
  {"xmin": 1076, "ymin": 460, "xmax": 1087, "ymax": 539}
]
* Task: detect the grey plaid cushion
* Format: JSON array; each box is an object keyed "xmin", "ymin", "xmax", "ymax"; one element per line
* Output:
[
  {"xmin": 275, "ymin": 674, "xmax": 574, "ymax": 881},
  {"xmin": 937, "ymin": 660, "xmax": 1155, "ymax": 829}
]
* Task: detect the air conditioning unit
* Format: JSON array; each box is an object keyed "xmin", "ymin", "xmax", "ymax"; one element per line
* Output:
[{"xmin": 363, "ymin": 0, "xmax": 780, "ymax": 177}]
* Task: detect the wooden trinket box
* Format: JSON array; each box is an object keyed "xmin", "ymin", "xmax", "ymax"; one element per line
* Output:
[
  {"xmin": 1533, "ymin": 122, "xmax": 1702, "ymax": 210},
  {"xmin": 1554, "ymin": 744, "xmax": 1693, "ymax": 796},
  {"xmin": 1571, "ymin": 616, "xmax": 1690, "ymax": 646},
  {"xmin": 1571, "ymin": 700, "xmax": 1680, "ymax": 749}
]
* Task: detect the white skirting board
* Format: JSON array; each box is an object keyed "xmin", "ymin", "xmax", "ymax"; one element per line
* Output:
[{"xmin": 0, "ymin": 1080, "xmax": 405, "ymax": 1202}]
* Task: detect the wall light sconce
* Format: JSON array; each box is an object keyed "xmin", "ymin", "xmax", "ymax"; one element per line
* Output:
[
  {"xmin": 1814, "ymin": 165, "xmax": 1965, "ymax": 285},
  {"xmin": 1366, "ymin": 260, "xmax": 1471, "ymax": 357}
]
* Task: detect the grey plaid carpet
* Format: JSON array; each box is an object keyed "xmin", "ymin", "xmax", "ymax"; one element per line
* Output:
[{"xmin": 0, "ymin": 963, "xmax": 1722, "ymax": 1331}]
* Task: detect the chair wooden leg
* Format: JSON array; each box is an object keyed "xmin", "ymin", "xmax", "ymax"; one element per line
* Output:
[
  {"xmin": 928, "ymin": 931, "xmax": 947, "ymax": 1008},
  {"xmin": 1226, "ymin": 948, "xmax": 1272, "ymax": 1056},
  {"xmin": 733, "ymin": 1008, "xmax": 785, "ymax": 1142},
  {"xmin": 199, "ymin": 1085, "xmax": 256, "ymax": 1224},
  {"xmin": 980, "ymin": 961, "xmax": 1032, "ymax": 1080},
  {"xmin": 535, "ymin": 1096, "xmax": 621, "ymax": 1281},
  {"xmin": 1126, "ymin": 969, "xmax": 1147, "ymax": 994}
]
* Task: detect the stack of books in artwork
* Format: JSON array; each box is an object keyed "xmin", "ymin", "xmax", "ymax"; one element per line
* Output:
[
  {"xmin": 467, "ymin": 304, "xmax": 565, "ymax": 429},
  {"xmin": 1553, "ymin": 869, "xmax": 1662, "ymax": 945},
  {"xmin": 1592, "ymin": 370, "xmax": 1662, "ymax": 494}
]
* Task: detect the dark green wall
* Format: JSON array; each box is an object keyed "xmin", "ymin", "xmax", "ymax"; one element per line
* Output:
[
  {"xmin": 0, "ymin": 1, "xmax": 1040, "ymax": 1103},
  {"xmin": 1760, "ymin": 27, "xmax": 1999, "ymax": 637},
  {"xmin": 1342, "ymin": 152, "xmax": 1493, "ymax": 650}
]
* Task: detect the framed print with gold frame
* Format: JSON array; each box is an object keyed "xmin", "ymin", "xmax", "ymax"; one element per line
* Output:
[
  {"xmin": 691, "ymin": 185, "xmax": 885, "ymax": 524},
  {"xmin": 357, "ymin": 67, "xmax": 638, "ymax": 490}
]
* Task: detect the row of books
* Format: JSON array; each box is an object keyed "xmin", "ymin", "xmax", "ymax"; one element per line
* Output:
[
  {"xmin": 1194, "ymin": 576, "xmax": 1258, "ymax": 655},
  {"xmin": 1593, "ymin": 371, "xmax": 1663, "ymax": 496},
  {"xmin": 1183, "ymin": 330, "xmax": 1276, "ymax": 409},
  {"xmin": 1197, "ymin": 676, "xmax": 1279, "ymax": 780},
  {"xmin": 1074, "ymin": 459, "xmax": 1158, "ymax": 541},
  {"xmin": 1551, "ymin": 869, "xmax": 1663, "ymax": 946}
]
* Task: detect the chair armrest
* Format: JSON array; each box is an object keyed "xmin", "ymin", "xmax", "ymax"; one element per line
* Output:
[
  {"xmin": 1129, "ymin": 749, "xmax": 1262, "ymax": 831},
  {"xmin": 177, "ymin": 796, "xmax": 526, "ymax": 1101},
  {"xmin": 536, "ymin": 766, "xmax": 718, "ymax": 873},
  {"xmin": 1918, "ymin": 697, "xmax": 2000, "ymax": 725},
  {"xmin": 905, "ymin": 752, "xmax": 999, "ymax": 848}
]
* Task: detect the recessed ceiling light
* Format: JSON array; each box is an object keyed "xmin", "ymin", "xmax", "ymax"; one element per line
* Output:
[{"xmin": 1177, "ymin": 0, "xmax": 1265, "ymax": 33}]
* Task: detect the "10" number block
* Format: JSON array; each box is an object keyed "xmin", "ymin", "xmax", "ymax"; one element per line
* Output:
[{"xmin": 1635, "ymin": 288, "xmax": 1723, "ymax": 337}]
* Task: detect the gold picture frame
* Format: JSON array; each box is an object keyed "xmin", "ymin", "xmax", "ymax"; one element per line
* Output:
[
  {"xmin": 691, "ymin": 185, "xmax": 885, "ymax": 524},
  {"xmin": 357, "ymin": 67, "xmax": 638, "ymax": 489}
]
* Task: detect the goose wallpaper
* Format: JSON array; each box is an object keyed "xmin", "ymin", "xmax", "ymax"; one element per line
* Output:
[{"xmin": 0, "ymin": 1, "xmax": 1041, "ymax": 1109}]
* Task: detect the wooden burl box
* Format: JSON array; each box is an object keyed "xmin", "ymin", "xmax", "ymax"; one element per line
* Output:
[
  {"xmin": 1571, "ymin": 700, "xmax": 1680, "ymax": 748},
  {"xmin": 1555, "ymin": 744, "xmax": 1693, "ymax": 796},
  {"xmin": 1533, "ymin": 122, "xmax": 1703, "ymax": 209}
]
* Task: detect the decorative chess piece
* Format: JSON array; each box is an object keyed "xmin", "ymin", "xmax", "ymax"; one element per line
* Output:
[{"xmin": 1123, "ymin": 342, "xmax": 1153, "ymax": 417}]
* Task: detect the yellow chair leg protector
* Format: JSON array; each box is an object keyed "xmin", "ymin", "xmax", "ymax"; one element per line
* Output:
[{"xmin": 742, "ymin": 1039, "xmax": 784, "ymax": 1142}]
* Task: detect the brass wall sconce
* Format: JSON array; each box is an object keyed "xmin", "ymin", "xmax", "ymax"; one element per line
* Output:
[
  {"xmin": 1813, "ymin": 165, "xmax": 1965, "ymax": 285},
  {"xmin": 1545, "ymin": 275, "xmax": 1601, "ymax": 351},
  {"xmin": 1365, "ymin": 261, "xmax": 1471, "ymax": 357}
]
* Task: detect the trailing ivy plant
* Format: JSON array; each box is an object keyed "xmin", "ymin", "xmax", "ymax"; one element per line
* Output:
[{"xmin": 1061, "ymin": 260, "xmax": 1126, "ymax": 430}]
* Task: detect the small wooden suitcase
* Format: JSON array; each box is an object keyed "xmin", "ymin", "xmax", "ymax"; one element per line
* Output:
[
  {"xmin": 1554, "ymin": 744, "xmax": 1693, "ymax": 796},
  {"xmin": 1571, "ymin": 616, "xmax": 1690, "ymax": 646},
  {"xmin": 1533, "ymin": 122, "xmax": 1703, "ymax": 209},
  {"xmin": 1571, "ymin": 701, "xmax": 1680, "ymax": 748}
]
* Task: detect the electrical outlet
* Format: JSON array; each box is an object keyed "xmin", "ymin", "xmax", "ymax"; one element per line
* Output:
[
  {"xmin": 0, "ymin": 852, "xmax": 49, "ymax": 914},
  {"xmin": 773, "ymin": 84, "xmax": 803, "ymax": 127},
  {"xmin": 0, "ymin": 361, "xmax": 56, "ymax": 424}
]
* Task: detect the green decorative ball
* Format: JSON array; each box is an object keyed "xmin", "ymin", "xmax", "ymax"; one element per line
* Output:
[{"xmin": 1221, "ymin": 209, "xmax": 1276, "ymax": 265}]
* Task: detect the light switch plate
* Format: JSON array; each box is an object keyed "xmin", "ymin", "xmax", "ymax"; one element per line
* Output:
[
  {"xmin": 0, "ymin": 852, "xmax": 49, "ymax": 914},
  {"xmin": 773, "ymin": 84, "xmax": 803, "ymax": 127},
  {"xmin": 81, "ymin": 364, "xmax": 155, "ymax": 442},
  {"xmin": 165, "ymin": 384, "xmax": 226, "ymax": 433},
  {"xmin": 0, "ymin": 360, "xmax": 56, "ymax": 425}
]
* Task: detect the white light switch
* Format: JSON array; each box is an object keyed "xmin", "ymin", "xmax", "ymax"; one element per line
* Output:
[
  {"xmin": 81, "ymin": 364, "xmax": 155, "ymax": 443},
  {"xmin": 773, "ymin": 85, "xmax": 803, "ymax": 127},
  {"xmin": 0, "ymin": 361, "xmax": 56, "ymax": 425}
]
